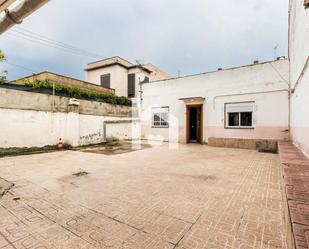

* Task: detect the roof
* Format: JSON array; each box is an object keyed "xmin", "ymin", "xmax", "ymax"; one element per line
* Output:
[
  {"xmin": 85, "ymin": 56, "xmax": 152, "ymax": 73},
  {"xmin": 145, "ymin": 58, "xmax": 289, "ymax": 84},
  {"xmin": 143, "ymin": 63, "xmax": 173, "ymax": 81}
]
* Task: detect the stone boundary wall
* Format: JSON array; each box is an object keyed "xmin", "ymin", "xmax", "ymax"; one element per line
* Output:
[
  {"xmin": 208, "ymin": 137, "xmax": 278, "ymax": 152},
  {"xmin": 0, "ymin": 88, "xmax": 131, "ymax": 117},
  {"xmin": 0, "ymin": 88, "xmax": 134, "ymax": 148}
]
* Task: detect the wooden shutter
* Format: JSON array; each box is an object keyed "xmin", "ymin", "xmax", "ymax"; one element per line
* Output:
[
  {"xmin": 128, "ymin": 73, "xmax": 135, "ymax": 97},
  {"xmin": 100, "ymin": 74, "xmax": 110, "ymax": 88}
]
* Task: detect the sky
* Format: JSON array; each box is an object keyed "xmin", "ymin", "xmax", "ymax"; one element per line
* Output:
[{"xmin": 0, "ymin": 0, "xmax": 289, "ymax": 81}]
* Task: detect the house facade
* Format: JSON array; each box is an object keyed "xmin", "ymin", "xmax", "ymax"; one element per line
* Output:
[
  {"xmin": 140, "ymin": 59, "xmax": 290, "ymax": 144},
  {"xmin": 289, "ymin": 0, "xmax": 309, "ymax": 156},
  {"xmin": 86, "ymin": 56, "xmax": 172, "ymax": 98}
]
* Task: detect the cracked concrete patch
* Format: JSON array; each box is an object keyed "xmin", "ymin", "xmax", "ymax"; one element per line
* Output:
[{"xmin": 0, "ymin": 144, "xmax": 290, "ymax": 249}]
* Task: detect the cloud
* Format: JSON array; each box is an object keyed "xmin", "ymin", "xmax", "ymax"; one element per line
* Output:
[{"xmin": 0, "ymin": 0, "xmax": 288, "ymax": 80}]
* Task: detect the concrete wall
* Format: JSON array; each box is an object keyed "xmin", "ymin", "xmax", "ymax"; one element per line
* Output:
[
  {"xmin": 0, "ymin": 88, "xmax": 133, "ymax": 148},
  {"xmin": 289, "ymin": 0, "xmax": 309, "ymax": 156},
  {"xmin": 141, "ymin": 59, "xmax": 290, "ymax": 143}
]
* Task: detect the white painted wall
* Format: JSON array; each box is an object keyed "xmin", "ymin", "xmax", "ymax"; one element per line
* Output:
[
  {"xmin": 79, "ymin": 115, "xmax": 137, "ymax": 146},
  {"xmin": 0, "ymin": 108, "xmax": 134, "ymax": 148},
  {"xmin": 141, "ymin": 60, "xmax": 290, "ymax": 143},
  {"xmin": 289, "ymin": 0, "xmax": 309, "ymax": 156}
]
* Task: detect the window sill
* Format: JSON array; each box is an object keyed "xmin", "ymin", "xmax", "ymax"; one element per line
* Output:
[
  {"xmin": 225, "ymin": 127, "xmax": 255, "ymax": 130},
  {"xmin": 151, "ymin": 126, "xmax": 169, "ymax": 129}
]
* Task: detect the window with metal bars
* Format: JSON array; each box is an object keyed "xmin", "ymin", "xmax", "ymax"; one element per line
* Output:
[{"xmin": 152, "ymin": 107, "xmax": 169, "ymax": 128}]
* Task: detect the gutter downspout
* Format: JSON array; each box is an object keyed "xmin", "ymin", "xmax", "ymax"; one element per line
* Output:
[{"xmin": 0, "ymin": 0, "xmax": 49, "ymax": 34}]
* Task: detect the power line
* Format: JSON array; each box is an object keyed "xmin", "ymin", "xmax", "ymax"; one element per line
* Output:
[
  {"xmin": 6, "ymin": 28, "xmax": 104, "ymax": 59},
  {"xmin": 5, "ymin": 60, "xmax": 37, "ymax": 73},
  {"xmin": 269, "ymin": 62, "xmax": 289, "ymax": 86},
  {"xmin": 15, "ymin": 27, "xmax": 103, "ymax": 58},
  {"xmin": 6, "ymin": 32, "xmax": 99, "ymax": 58}
]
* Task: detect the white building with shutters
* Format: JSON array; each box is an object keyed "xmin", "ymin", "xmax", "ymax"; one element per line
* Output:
[
  {"xmin": 86, "ymin": 56, "xmax": 172, "ymax": 98},
  {"xmin": 139, "ymin": 58, "xmax": 290, "ymax": 144}
]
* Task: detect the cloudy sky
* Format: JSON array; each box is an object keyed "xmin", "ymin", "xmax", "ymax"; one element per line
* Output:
[{"xmin": 0, "ymin": 0, "xmax": 289, "ymax": 81}]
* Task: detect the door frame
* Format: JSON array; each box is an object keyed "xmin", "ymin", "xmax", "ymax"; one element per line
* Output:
[{"xmin": 186, "ymin": 104, "xmax": 203, "ymax": 144}]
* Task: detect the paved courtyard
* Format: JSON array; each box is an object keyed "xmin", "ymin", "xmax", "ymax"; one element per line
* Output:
[{"xmin": 0, "ymin": 144, "xmax": 290, "ymax": 249}]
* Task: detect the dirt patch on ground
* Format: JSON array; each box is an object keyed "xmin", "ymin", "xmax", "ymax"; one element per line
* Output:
[
  {"xmin": 72, "ymin": 171, "xmax": 89, "ymax": 177},
  {"xmin": 74, "ymin": 141, "xmax": 152, "ymax": 155},
  {"xmin": 0, "ymin": 145, "xmax": 71, "ymax": 158},
  {"xmin": 0, "ymin": 178, "xmax": 14, "ymax": 198},
  {"xmin": 58, "ymin": 170, "xmax": 90, "ymax": 187}
]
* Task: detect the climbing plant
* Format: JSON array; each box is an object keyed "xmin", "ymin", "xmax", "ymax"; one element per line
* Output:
[
  {"xmin": 0, "ymin": 50, "xmax": 7, "ymax": 84},
  {"xmin": 23, "ymin": 79, "xmax": 132, "ymax": 106}
]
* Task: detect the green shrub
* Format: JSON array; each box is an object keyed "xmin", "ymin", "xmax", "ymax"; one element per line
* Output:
[{"xmin": 23, "ymin": 79, "xmax": 132, "ymax": 106}]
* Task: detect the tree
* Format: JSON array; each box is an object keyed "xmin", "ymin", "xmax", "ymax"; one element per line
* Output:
[{"xmin": 0, "ymin": 50, "xmax": 7, "ymax": 84}]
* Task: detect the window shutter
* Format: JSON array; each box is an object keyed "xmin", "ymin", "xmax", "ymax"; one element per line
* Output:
[
  {"xmin": 128, "ymin": 73, "xmax": 136, "ymax": 98},
  {"xmin": 100, "ymin": 74, "xmax": 110, "ymax": 88},
  {"xmin": 226, "ymin": 104, "xmax": 254, "ymax": 113}
]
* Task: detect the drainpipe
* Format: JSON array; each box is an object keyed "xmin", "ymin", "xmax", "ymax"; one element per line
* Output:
[
  {"xmin": 0, "ymin": 0, "xmax": 49, "ymax": 34},
  {"xmin": 102, "ymin": 121, "xmax": 107, "ymax": 143}
]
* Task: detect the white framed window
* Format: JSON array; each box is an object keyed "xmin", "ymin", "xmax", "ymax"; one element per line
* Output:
[
  {"xmin": 152, "ymin": 107, "xmax": 169, "ymax": 128},
  {"xmin": 225, "ymin": 102, "xmax": 254, "ymax": 129}
]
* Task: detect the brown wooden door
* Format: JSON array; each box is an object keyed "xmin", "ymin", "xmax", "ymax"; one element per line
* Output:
[{"xmin": 187, "ymin": 105, "xmax": 203, "ymax": 144}]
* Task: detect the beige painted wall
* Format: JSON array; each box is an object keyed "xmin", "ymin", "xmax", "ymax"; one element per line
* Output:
[
  {"xmin": 289, "ymin": 0, "xmax": 309, "ymax": 157},
  {"xmin": 87, "ymin": 65, "xmax": 128, "ymax": 97}
]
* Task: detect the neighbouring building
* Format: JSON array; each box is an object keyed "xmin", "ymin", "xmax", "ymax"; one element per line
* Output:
[
  {"xmin": 13, "ymin": 71, "xmax": 115, "ymax": 95},
  {"xmin": 140, "ymin": 58, "xmax": 290, "ymax": 145},
  {"xmin": 289, "ymin": 0, "xmax": 309, "ymax": 156},
  {"xmin": 85, "ymin": 56, "xmax": 172, "ymax": 98}
]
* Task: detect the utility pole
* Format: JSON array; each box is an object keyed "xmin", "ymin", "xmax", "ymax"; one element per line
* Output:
[
  {"xmin": 0, "ymin": 0, "xmax": 49, "ymax": 34},
  {"xmin": 273, "ymin": 44, "xmax": 279, "ymax": 60}
]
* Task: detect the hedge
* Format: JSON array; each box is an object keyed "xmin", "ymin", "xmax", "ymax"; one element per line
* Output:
[{"xmin": 22, "ymin": 79, "xmax": 132, "ymax": 106}]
